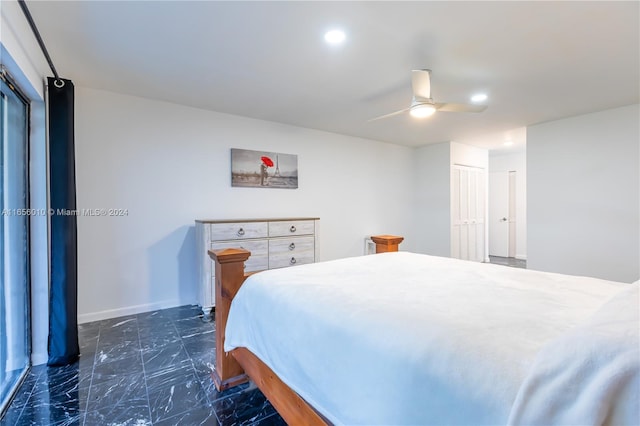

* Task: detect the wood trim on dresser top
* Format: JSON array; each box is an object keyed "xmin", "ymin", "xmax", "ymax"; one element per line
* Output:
[
  {"xmin": 207, "ymin": 234, "xmax": 404, "ymax": 426},
  {"xmin": 195, "ymin": 217, "xmax": 320, "ymax": 223}
]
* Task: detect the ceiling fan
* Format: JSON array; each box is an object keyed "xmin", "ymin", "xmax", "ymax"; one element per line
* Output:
[{"xmin": 370, "ymin": 69, "xmax": 487, "ymax": 121}]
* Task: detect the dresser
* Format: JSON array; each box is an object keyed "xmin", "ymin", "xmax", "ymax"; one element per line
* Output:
[{"xmin": 195, "ymin": 218, "xmax": 320, "ymax": 315}]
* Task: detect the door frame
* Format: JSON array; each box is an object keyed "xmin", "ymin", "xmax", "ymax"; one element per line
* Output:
[{"xmin": 0, "ymin": 67, "xmax": 32, "ymax": 416}]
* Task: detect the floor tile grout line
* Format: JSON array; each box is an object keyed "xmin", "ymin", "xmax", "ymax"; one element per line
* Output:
[
  {"xmin": 135, "ymin": 316, "xmax": 154, "ymax": 425},
  {"xmin": 83, "ymin": 318, "xmax": 138, "ymax": 423},
  {"xmin": 177, "ymin": 312, "xmax": 230, "ymax": 425},
  {"xmin": 82, "ymin": 323, "xmax": 103, "ymax": 426},
  {"xmin": 173, "ymin": 312, "xmax": 218, "ymax": 407},
  {"xmin": 5, "ymin": 392, "xmax": 28, "ymax": 424},
  {"xmin": 10, "ymin": 367, "xmax": 42, "ymax": 422},
  {"xmin": 144, "ymin": 310, "xmax": 207, "ymax": 425},
  {"xmin": 171, "ymin": 314, "xmax": 214, "ymax": 421},
  {"xmin": 140, "ymin": 310, "xmax": 205, "ymax": 422}
]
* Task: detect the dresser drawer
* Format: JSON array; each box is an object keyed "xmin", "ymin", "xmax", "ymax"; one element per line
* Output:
[
  {"xmin": 269, "ymin": 220, "xmax": 315, "ymax": 237},
  {"xmin": 211, "ymin": 240, "xmax": 268, "ymax": 272},
  {"xmin": 269, "ymin": 251, "xmax": 315, "ymax": 269},
  {"xmin": 210, "ymin": 222, "xmax": 268, "ymax": 240},
  {"xmin": 268, "ymin": 236, "xmax": 315, "ymax": 255}
]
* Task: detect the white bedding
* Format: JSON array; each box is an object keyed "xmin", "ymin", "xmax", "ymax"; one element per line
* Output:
[
  {"xmin": 508, "ymin": 283, "xmax": 639, "ymax": 426},
  {"xmin": 224, "ymin": 252, "xmax": 636, "ymax": 425}
]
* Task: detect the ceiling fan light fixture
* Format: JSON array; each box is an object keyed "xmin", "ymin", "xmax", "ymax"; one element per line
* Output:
[
  {"xmin": 369, "ymin": 70, "xmax": 487, "ymax": 122},
  {"xmin": 410, "ymin": 104, "xmax": 436, "ymax": 118}
]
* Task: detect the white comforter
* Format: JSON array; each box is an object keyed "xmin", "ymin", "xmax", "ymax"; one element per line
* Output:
[
  {"xmin": 224, "ymin": 252, "xmax": 636, "ymax": 425},
  {"xmin": 508, "ymin": 283, "xmax": 639, "ymax": 426}
]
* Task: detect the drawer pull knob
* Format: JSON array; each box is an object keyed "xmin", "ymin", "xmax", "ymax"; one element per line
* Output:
[
  {"xmin": 290, "ymin": 225, "xmax": 296, "ymax": 233},
  {"xmin": 290, "ymin": 257, "xmax": 297, "ymax": 265},
  {"xmin": 289, "ymin": 243, "xmax": 295, "ymax": 250},
  {"xmin": 237, "ymin": 228, "xmax": 245, "ymax": 236}
]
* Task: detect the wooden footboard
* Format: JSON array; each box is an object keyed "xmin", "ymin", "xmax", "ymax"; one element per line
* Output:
[
  {"xmin": 208, "ymin": 235, "xmax": 403, "ymax": 424},
  {"xmin": 208, "ymin": 248, "xmax": 252, "ymax": 391}
]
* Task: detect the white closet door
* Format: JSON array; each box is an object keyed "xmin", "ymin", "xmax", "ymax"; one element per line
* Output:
[
  {"xmin": 459, "ymin": 168, "xmax": 470, "ymax": 260},
  {"xmin": 474, "ymin": 168, "xmax": 486, "ymax": 262},
  {"xmin": 451, "ymin": 169, "xmax": 462, "ymax": 259},
  {"xmin": 452, "ymin": 165, "xmax": 486, "ymax": 262},
  {"xmin": 468, "ymin": 170, "xmax": 478, "ymax": 261},
  {"xmin": 451, "ymin": 168, "xmax": 467, "ymax": 259}
]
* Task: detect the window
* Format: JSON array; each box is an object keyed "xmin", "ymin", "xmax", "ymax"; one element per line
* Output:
[{"xmin": 0, "ymin": 71, "xmax": 31, "ymax": 414}]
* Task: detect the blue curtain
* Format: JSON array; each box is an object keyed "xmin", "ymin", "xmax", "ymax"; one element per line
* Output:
[{"xmin": 47, "ymin": 77, "xmax": 79, "ymax": 366}]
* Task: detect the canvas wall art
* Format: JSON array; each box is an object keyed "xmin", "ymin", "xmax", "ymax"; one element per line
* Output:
[{"xmin": 231, "ymin": 149, "xmax": 298, "ymax": 189}]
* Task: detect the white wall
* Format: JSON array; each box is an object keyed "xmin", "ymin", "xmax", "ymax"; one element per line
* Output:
[
  {"xmin": 451, "ymin": 141, "xmax": 488, "ymax": 169},
  {"xmin": 1, "ymin": 1, "xmax": 50, "ymax": 365},
  {"xmin": 74, "ymin": 87, "xmax": 416, "ymax": 322},
  {"xmin": 528, "ymin": 104, "xmax": 639, "ymax": 283},
  {"xmin": 413, "ymin": 142, "xmax": 451, "ymax": 256},
  {"xmin": 489, "ymin": 150, "xmax": 527, "ymax": 259}
]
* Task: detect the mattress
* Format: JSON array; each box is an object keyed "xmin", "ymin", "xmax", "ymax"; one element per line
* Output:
[{"xmin": 224, "ymin": 252, "xmax": 636, "ymax": 425}]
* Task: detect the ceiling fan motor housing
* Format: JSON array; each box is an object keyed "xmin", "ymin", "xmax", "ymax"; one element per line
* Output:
[{"xmin": 410, "ymin": 97, "xmax": 437, "ymax": 117}]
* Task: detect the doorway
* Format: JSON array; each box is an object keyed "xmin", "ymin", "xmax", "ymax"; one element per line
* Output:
[
  {"xmin": 489, "ymin": 169, "xmax": 526, "ymax": 268},
  {"xmin": 489, "ymin": 171, "xmax": 515, "ymax": 257}
]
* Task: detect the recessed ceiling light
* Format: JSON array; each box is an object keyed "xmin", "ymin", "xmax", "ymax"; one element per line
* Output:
[
  {"xmin": 324, "ymin": 29, "xmax": 346, "ymax": 44},
  {"xmin": 471, "ymin": 93, "xmax": 488, "ymax": 103}
]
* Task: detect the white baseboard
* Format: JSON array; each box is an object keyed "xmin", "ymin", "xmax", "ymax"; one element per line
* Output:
[
  {"xmin": 515, "ymin": 254, "xmax": 527, "ymax": 260},
  {"xmin": 77, "ymin": 299, "xmax": 184, "ymax": 324}
]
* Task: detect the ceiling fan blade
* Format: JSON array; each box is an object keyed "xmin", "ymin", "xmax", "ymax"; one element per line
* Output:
[
  {"xmin": 436, "ymin": 103, "xmax": 487, "ymax": 113},
  {"xmin": 411, "ymin": 69, "xmax": 432, "ymax": 99},
  {"xmin": 368, "ymin": 108, "xmax": 410, "ymax": 122}
]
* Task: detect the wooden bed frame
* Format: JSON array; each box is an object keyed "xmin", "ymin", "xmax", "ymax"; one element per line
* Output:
[{"xmin": 208, "ymin": 234, "xmax": 404, "ymax": 425}]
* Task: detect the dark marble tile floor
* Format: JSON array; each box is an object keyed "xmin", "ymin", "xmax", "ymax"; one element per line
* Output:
[
  {"xmin": 0, "ymin": 305, "xmax": 286, "ymax": 426},
  {"xmin": 489, "ymin": 255, "xmax": 527, "ymax": 269}
]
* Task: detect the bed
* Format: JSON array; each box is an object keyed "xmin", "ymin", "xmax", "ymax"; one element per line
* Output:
[{"xmin": 208, "ymin": 236, "xmax": 639, "ymax": 425}]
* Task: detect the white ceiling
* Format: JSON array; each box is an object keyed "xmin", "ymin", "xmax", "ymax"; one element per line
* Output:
[{"xmin": 24, "ymin": 1, "xmax": 639, "ymax": 150}]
